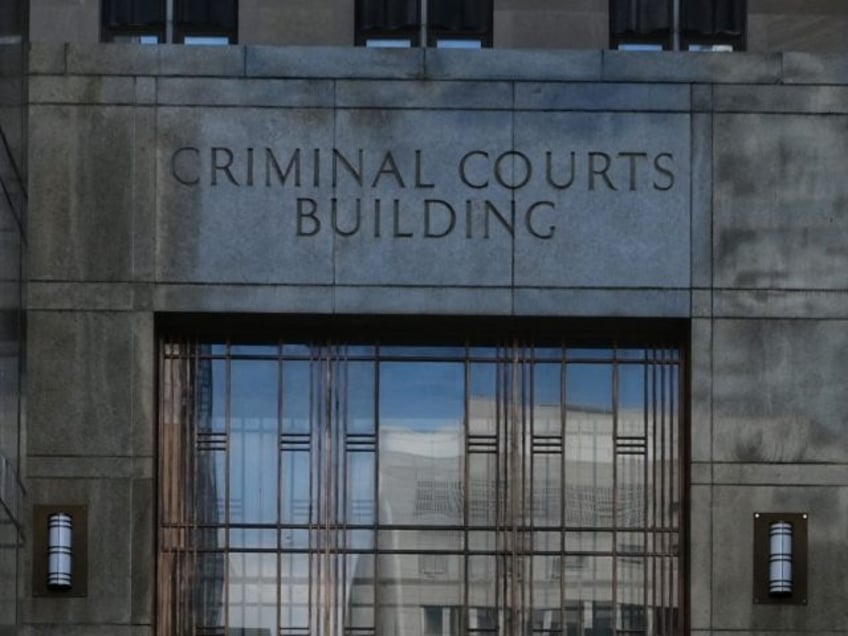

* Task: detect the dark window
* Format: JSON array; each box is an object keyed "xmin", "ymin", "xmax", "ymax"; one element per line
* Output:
[
  {"xmin": 101, "ymin": 0, "xmax": 165, "ymax": 42},
  {"xmin": 175, "ymin": 0, "xmax": 238, "ymax": 44},
  {"xmin": 355, "ymin": 0, "xmax": 492, "ymax": 48},
  {"xmin": 610, "ymin": 0, "xmax": 746, "ymax": 51},
  {"xmin": 681, "ymin": 0, "xmax": 745, "ymax": 51},
  {"xmin": 610, "ymin": 0, "xmax": 672, "ymax": 50},
  {"xmin": 356, "ymin": 0, "xmax": 421, "ymax": 46},
  {"xmin": 101, "ymin": 0, "xmax": 237, "ymax": 44},
  {"xmin": 428, "ymin": 0, "xmax": 493, "ymax": 48}
]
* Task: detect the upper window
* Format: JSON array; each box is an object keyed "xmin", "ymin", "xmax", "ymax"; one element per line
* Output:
[
  {"xmin": 355, "ymin": 0, "xmax": 493, "ymax": 48},
  {"xmin": 610, "ymin": 0, "xmax": 745, "ymax": 51},
  {"xmin": 101, "ymin": 0, "xmax": 238, "ymax": 44}
]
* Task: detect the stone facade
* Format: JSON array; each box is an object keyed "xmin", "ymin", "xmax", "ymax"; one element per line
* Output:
[{"xmin": 18, "ymin": 37, "xmax": 848, "ymax": 636}]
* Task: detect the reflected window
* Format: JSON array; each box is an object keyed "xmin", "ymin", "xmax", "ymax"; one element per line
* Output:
[{"xmin": 159, "ymin": 337, "xmax": 685, "ymax": 635}]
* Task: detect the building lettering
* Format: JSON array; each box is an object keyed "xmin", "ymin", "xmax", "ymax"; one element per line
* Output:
[{"xmin": 170, "ymin": 146, "xmax": 677, "ymax": 240}]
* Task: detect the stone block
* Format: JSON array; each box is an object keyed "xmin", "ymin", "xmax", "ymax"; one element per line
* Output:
[
  {"xmin": 28, "ymin": 43, "xmax": 66, "ymax": 75},
  {"xmin": 130, "ymin": 479, "xmax": 154, "ymax": 624},
  {"xmin": 691, "ymin": 113, "xmax": 712, "ymax": 287},
  {"xmin": 715, "ymin": 85, "xmax": 848, "ymax": 114},
  {"xmin": 515, "ymin": 82, "xmax": 690, "ymax": 112},
  {"xmin": 27, "ymin": 311, "xmax": 133, "ymax": 457},
  {"xmin": 712, "ymin": 485, "xmax": 848, "ymax": 631},
  {"xmin": 29, "ymin": 76, "xmax": 135, "ymax": 105},
  {"xmin": 155, "ymin": 107, "xmax": 335, "ymax": 285},
  {"xmin": 512, "ymin": 288, "xmax": 689, "ymax": 317},
  {"xmin": 690, "ymin": 319, "xmax": 712, "ymax": 462},
  {"xmin": 712, "ymin": 320, "xmax": 848, "ymax": 464},
  {"xmin": 783, "ymin": 52, "xmax": 848, "ymax": 85},
  {"xmin": 157, "ymin": 44, "xmax": 244, "ymax": 77},
  {"xmin": 246, "ymin": 46, "xmax": 423, "ymax": 79},
  {"xmin": 131, "ymin": 313, "xmax": 155, "ymax": 458},
  {"xmin": 153, "ymin": 284, "xmax": 334, "ymax": 314},
  {"xmin": 27, "ymin": 282, "xmax": 134, "ymax": 311},
  {"xmin": 336, "ymin": 80, "xmax": 512, "ymax": 110},
  {"xmin": 713, "ymin": 113, "xmax": 848, "ymax": 290},
  {"xmin": 689, "ymin": 484, "xmax": 712, "ymax": 630},
  {"xmin": 66, "ymin": 43, "xmax": 158, "ymax": 76},
  {"xmin": 28, "ymin": 105, "xmax": 134, "ymax": 282},
  {"xmin": 131, "ymin": 107, "xmax": 157, "ymax": 281},
  {"xmin": 713, "ymin": 289, "xmax": 848, "ymax": 320},
  {"xmin": 334, "ymin": 285, "xmax": 512, "ymax": 316},
  {"xmin": 691, "ymin": 84, "xmax": 713, "ymax": 112},
  {"xmin": 513, "ymin": 111, "xmax": 691, "ymax": 288},
  {"xmin": 156, "ymin": 78, "xmax": 334, "ymax": 108},
  {"xmin": 331, "ymin": 108, "xmax": 514, "ymax": 287},
  {"xmin": 602, "ymin": 51, "xmax": 781, "ymax": 84},
  {"xmin": 425, "ymin": 48, "xmax": 601, "ymax": 81}
]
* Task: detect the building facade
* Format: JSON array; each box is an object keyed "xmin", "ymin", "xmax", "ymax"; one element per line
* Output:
[{"xmin": 4, "ymin": 0, "xmax": 848, "ymax": 634}]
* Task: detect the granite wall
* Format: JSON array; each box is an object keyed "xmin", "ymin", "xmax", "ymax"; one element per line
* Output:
[{"xmin": 23, "ymin": 45, "xmax": 848, "ymax": 634}]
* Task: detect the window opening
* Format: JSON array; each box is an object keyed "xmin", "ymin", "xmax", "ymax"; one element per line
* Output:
[
  {"xmin": 158, "ymin": 336, "xmax": 686, "ymax": 635},
  {"xmin": 610, "ymin": 0, "xmax": 745, "ymax": 51},
  {"xmin": 101, "ymin": 0, "xmax": 237, "ymax": 44}
]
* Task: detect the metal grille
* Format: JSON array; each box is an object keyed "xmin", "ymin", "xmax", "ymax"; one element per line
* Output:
[{"xmin": 158, "ymin": 339, "xmax": 685, "ymax": 635}]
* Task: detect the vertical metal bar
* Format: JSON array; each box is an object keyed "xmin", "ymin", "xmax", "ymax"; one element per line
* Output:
[
  {"xmin": 559, "ymin": 343, "xmax": 567, "ymax": 636},
  {"xmin": 463, "ymin": 343, "xmax": 470, "ymax": 636},
  {"xmin": 224, "ymin": 343, "xmax": 232, "ymax": 633},
  {"xmin": 166, "ymin": 0, "xmax": 174, "ymax": 43},
  {"xmin": 612, "ymin": 350, "xmax": 619, "ymax": 634},
  {"xmin": 373, "ymin": 343, "xmax": 381, "ymax": 636},
  {"xmin": 276, "ymin": 344, "xmax": 284, "ymax": 636}
]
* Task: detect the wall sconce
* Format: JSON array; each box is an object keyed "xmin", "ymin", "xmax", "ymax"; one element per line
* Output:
[
  {"xmin": 47, "ymin": 512, "xmax": 73, "ymax": 589},
  {"xmin": 33, "ymin": 505, "xmax": 88, "ymax": 597},
  {"xmin": 753, "ymin": 512, "xmax": 807, "ymax": 605}
]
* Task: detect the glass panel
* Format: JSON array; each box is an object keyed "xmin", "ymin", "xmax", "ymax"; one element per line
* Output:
[
  {"xmin": 230, "ymin": 360, "xmax": 279, "ymax": 527},
  {"xmin": 436, "ymin": 38, "xmax": 482, "ymax": 48},
  {"xmin": 228, "ymin": 552, "xmax": 278, "ymax": 633},
  {"xmin": 378, "ymin": 554, "xmax": 464, "ymax": 634},
  {"xmin": 365, "ymin": 38, "xmax": 412, "ymax": 47},
  {"xmin": 280, "ymin": 552, "xmax": 310, "ymax": 630},
  {"xmin": 379, "ymin": 362, "xmax": 464, "ymax": 526},
  {"xmin": 184, "ymin": 35, "xmax": 230, "ymax": 45}
]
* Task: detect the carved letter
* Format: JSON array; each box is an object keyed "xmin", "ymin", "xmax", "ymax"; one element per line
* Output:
[
  {"xmin": 588, "ymin": 152, "xmax": 616, "ymax": 191},
  {"xmin": 265, "ymin": 148, "xmax": 301, "ymax": 187},
  {"xmin": 211, "ymin": 147, "xmax": 239, "ymax": 186},
  {"xmin": 618, "ymin": 152, "xmax": 648, "ymax": 191},
  {"xmin": 483, "ymin": 200, "xmax": 515, "ymax": 239},
  {"xmin": 653, "ymin": 153, "xmax": 675, "ymax": 191},
  {"xmin": 415, "ymin": 150, "xmax": 435, "ymax": 188},
  {"xmin": 171, "ymin": 146, "xmax": 199, "ymax": 186},
  {"xmin": 459, "ymin": 151, "xmax": 489, "ymax": 189},
  {"xmin": 333, "ymin": 149, "xmax": 363, "ymax": 187},
  {"xmin": 525, "ymin": 201, "xmax": 556, "ymax": 239},
  {"xmin": 331, "ymin": 198, "xmax": 362, "ymax": 237},
  {"xmin": 392, "ymin": 199, "xmax": 413, "ymax": 238},
  {"xmin": 246, "ymin": 147, "xmax": 255, "ymax": 187},
  {"xmin": 494, "ymin": 151, "xmax": 532, "ymax": 190},
  {"xmin": 372, "ymin": 151, "xmax": 406, "ymax": 188},
  {"xmin": 545, "ymin": 151, "xmax": 575, "ymax": 190},
  {"xmin": 296, "ymin": 198, "xmax": 320, "ymax": 236},
  {"xmin": 424, "ymin": 200, "xmax": 456, "ymax": 238}
]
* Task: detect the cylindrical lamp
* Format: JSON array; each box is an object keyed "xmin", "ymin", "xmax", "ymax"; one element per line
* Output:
[
  {"xmin": 768, "ymin": 520, "xmax": 792, "ymax": 595},
  {"xmin": 47, "ymin": 512, "xmax": 73, "ymax": 589}
]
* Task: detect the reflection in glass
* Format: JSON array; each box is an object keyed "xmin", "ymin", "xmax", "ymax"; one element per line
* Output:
[{"xmin": 160, "ymin": 341, "xmax": 683, "ymax": 635}]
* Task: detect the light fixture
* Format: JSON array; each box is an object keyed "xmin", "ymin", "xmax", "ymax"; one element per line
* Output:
[
  {"xmin": 33, "ymin": 505, "xmax": 88, "ymax": 597},
  {"xmin": 753, "ymin": 512, "xmax": 807, "ymax": 605},
  {"xmin": 47, "ymin": 512, "xmax": 73, "ymax": 589},
  {"xmin": 768, "ymin": 520, "xmax": 792, "ymax": 595}
]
